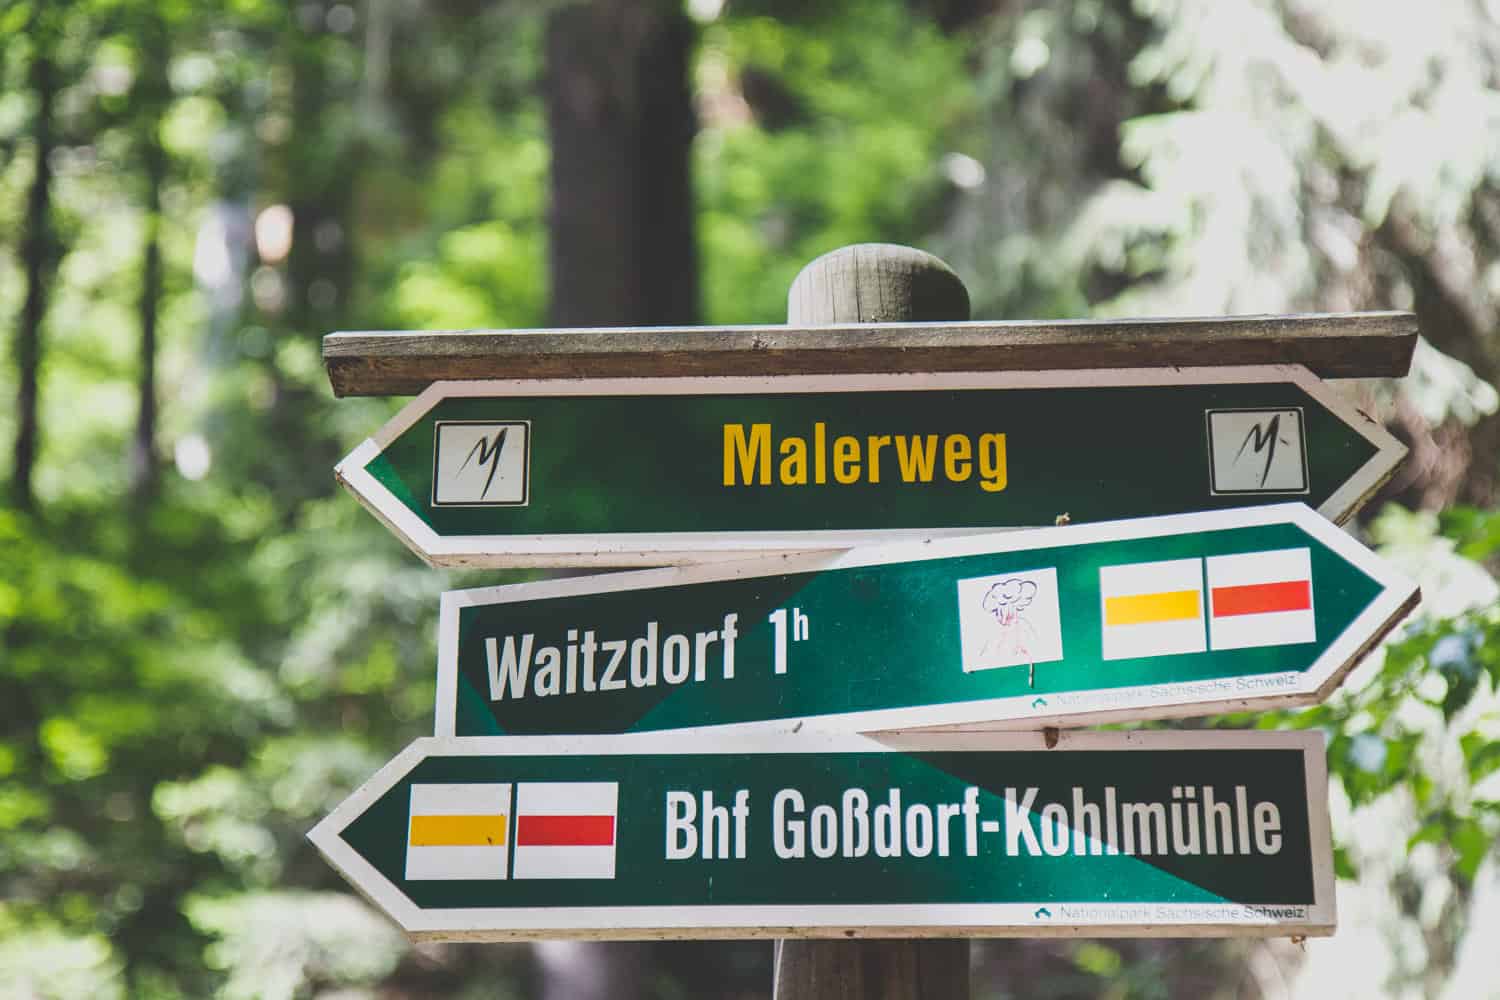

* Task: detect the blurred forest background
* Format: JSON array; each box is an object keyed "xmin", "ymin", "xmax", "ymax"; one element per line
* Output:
[{"xmin": 3, "ymin": 0, "xmax": 1500, "ymax": 997}]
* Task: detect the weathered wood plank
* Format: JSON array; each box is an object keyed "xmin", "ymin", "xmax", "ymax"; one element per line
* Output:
[
  {"xmin": 772, "ymin": 939, "xmax": 970, "ymax": 1000},
  {"xmin": 323, "ymin": 311, "xmax": 1417, "ymax": 396}
]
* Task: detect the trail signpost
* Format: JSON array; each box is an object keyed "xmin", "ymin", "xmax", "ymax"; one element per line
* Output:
[
  {"xmin": 434, "ymin": 503, "xmax": 1417, "ymax": 736},
  {"xmin": 308, "ymin": 729, "xmax": 1335, "ymax": 941},
  {"xmin": 314, "ymin": 244, "xmax": 1423, "ymax": 993},
  {"xmin": 336, "ymin": 366, "xmax": 1405, "ymax": 567}
]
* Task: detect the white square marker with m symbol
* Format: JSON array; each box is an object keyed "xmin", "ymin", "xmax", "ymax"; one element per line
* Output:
[
  {"xmin": 432, "ymin": 421, "xmax": 530, "ymax": 506},
  {"xmin": 1206, "ymin": 408, "xmax": 1308, "ymax": 495}
]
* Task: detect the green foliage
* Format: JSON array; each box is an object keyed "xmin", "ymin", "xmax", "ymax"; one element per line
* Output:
[
  {"xmin": 4, "ymin": 0, "xmax": 1500, "ymax": 996},
  {"xmin": 1238, "ymin": 504, "xmax": 1500, "ymax": 921},
  {"xmin": 1440, "ymin": 506, "xmax": 1500, "ymax": 565},
  {"xmin": 384, "ymin": 106, "xmax": 550, "ymax": 330},
  {"xmin": 0, "ymin": 926, "xmax": 125, "ymax": 1000},
  {"xmin": 0, "ymin": 1, "xmax": 454, "ymax": 992},
  {"xmin": 696, "ymin": 0, "xmax": 973, "ymax": 322},
  {"xmin": 186, "ymin": 892, "xmax": 406, "ymax": 1000}
]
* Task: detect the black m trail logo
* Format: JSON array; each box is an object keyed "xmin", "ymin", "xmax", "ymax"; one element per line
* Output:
[
  {"xmin": 1235, "ymin": 413, "xmax": 1285, "ymax": 488},
  {"xmin": 461, "ymin": 427, "xmax": 507, "ymax": 500},
  {"xmin": 1206, "ymin": 408, "xmax": 1308, "ymax": 495},
  {"xmin": 432, "ymin": 420, "xmax": 531, "ymax": 507}
]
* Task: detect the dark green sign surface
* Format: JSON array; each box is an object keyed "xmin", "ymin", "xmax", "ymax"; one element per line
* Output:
[
  {"xmin": 436, "ymin": 504, "xmax": 1417, "ymax": 735},
  {"xmin": 337, "ymin": 369, "xmax": 1404, "ymax": 566},
  {"xmin": 308, "ymin": 730, "xmax": 1334, "ymax": 939}
]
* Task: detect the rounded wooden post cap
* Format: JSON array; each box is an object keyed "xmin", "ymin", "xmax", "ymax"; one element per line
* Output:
[{"xmin": 787, "ymin": 243, "xmax": 970, "ymax": 324}]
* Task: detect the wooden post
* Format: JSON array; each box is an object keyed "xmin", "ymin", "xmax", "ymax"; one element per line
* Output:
[
  {"xmin": 773, "ymin": 243, "xmax": 972, "ymax": 1000},
  {"xmin": 786, "ymin": 243, "xmax": 970, "ymax": 327}
]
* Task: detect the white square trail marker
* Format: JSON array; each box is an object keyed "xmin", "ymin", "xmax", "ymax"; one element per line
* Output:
[
  {"xmin": 1099, "ymin": 557, "xmax": 1208, "ymax": 661},
  {"xmin": 1207, "ymin": 409, "xmax": 1309, "ymax": 495},
  {"xmin": 432, "ymin": 421, "xmax": 530, "ymax": 507},
  {"xmin": 405, "ymin": 783, "xmax": 511, "ymax": 881}
]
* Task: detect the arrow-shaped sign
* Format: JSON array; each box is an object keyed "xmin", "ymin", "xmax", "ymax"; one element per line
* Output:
[
  {"xmin": 337, "ymin": 366, "xmax": 1404, "ymax": 567},
  {"xmin": 435, "ymin": 503, "xmax": 1417, "ymax": 736},
  {"xmin": 308, "ymin": 729, "xmax": 1336, "ymax": 940}
]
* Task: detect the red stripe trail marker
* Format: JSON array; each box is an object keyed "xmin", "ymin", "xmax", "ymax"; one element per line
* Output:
[
  {"xmin": 1214, "ymin": 581, "xmax": 1312, "ymax": 617},
  {"xmin": 517, "ymin": 815, "xmax": 616, "ymax": 847}
]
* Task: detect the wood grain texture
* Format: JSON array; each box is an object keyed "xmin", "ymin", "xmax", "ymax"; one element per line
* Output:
[
  {"xmin": 323, "ymin": 311, "xmax": 1417, "ymax": 396},
  {"xmin": 773, "ymin": 939, "xmax": 971, "ymax": 1000},
  {"xmin": 788, "ymin": 243, "xmax": 969, "ymax": 324}
]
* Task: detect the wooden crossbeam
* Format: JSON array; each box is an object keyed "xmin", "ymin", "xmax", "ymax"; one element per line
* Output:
[{"xmin": 322, "ymin": 312, "xmax": 1417, "ymax": 396}]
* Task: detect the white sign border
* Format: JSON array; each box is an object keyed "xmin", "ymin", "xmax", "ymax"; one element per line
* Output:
[
  {"xmin": 433, "ymin": 502, "xmax": 1419, "ymax": 737},
  {"xmin": 307, "ymin": 728, "xmax": 1335, "ymax": 941},
  {"xmin": 335, "ymin": 366, "xmax": 1406, "ymax": 568}
]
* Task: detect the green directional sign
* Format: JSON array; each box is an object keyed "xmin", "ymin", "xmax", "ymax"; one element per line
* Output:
[
  {"xmin": 336, "ymin": 367, "xmax": 1405, "ymax": 567},
  {"xmin": 307, "ymin": 729, "xmax": 1335, "ymax": 940},
  {"xmin": 435, "ymin": 503, "xmax": 1418, "ymax": 736}
]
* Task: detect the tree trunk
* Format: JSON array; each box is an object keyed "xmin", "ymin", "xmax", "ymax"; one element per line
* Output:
[
  {"xmin": 132, "ymin": 110, "xmax": 167, "ymax": 503},
  {"xmin": 13, "ymin": 21, "xmax": 59, "ymax": 512},
  {"xmin": 247, "ymin": 11, "xmax": 358, "ymax": 522},
  {"xmin": 129, "ymin": 12, "xmax": 173, "ymax": 512},
  {"xmin": 545, "ymin": 0, "xmax": 698, "ymax": 327},
  {"xmin": 538, "ymin": 3, "xmax": 700, "ymax": 995}
]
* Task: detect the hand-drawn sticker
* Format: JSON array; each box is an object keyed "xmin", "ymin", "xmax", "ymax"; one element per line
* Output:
[{"xmin": 956, "ymin": 567, "xmax": 1064, "ymax": 673}]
